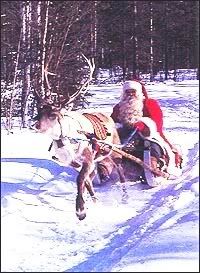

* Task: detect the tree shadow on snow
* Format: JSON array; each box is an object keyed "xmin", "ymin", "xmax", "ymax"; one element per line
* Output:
[{"xmin": 1, "ymin": 157, "xmax": 78, "ymax": 198}]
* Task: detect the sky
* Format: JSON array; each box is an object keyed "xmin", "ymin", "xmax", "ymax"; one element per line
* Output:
[{"xmin": 1, "ymin": 79, "xmax": 199, "ymax": 272}]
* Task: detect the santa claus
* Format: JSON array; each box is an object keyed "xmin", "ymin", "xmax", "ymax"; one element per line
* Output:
[{"xmin": 111, "ymin": 80, "xmax": 183, "ymax": 178}]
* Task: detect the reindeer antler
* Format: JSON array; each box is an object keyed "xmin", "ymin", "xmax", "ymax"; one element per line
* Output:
[
  {"xmin": 33, "ymin": 62, "xmax": 57, "ymax": 108},
  {"xmin": 63, "ymin": 53, "xmax": 95, "ymax": 107},
  {"xmin": 33, "ymin": 54, "xmax": 95, "ymax": 111},
  {"xmin": 44, "ymin": 67, "xmax": 56, "ymax": 92}
]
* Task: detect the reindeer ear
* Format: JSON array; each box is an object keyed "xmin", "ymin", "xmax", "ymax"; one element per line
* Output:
[
  {"xmin": 60, "ymin": 108, "xmax": 66, "ymax": 116},
  {"xmin": 48, "ymin": 109, "xmax": 63, "ymax": 120}
]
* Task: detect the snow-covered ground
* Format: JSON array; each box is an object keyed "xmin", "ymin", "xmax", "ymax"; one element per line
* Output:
[{"xmin": 1, "ymin": 80, "xmax": 199, "ymax": 272}]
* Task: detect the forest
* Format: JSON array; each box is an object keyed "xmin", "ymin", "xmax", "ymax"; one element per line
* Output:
[{"xmin": 1, "ymin": 1, "xmax": 199, "ymax": 129}]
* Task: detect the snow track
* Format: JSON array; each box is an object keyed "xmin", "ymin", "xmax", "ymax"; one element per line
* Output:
[
  {"xmin": 1, "ymin": 81, "xmax": 199, "ymax": 272},
  {"xmin": 65, "ymin": 159, "xmax": 198, "ymax": 272}
]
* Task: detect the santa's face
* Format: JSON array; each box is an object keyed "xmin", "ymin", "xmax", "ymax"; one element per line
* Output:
[
  {"xmin": 124, "ymin": 88, "xmax": 143, "ymax": 100},
  {"xmin": 118, "ymin": 88, "xmax": 144, "ymax": 127},
  {"xmin": 123, "ymin": 89, "xmax": 136, "ymax": 99}
]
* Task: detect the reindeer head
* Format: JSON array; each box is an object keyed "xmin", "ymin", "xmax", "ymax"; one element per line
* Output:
[
  {"xmin": 32, "ymin": 104, "xmax": 63, "ymax": 135},
  {"xmin": 32, "ymin": 54, "xmax": 95, "ymax": 136}
]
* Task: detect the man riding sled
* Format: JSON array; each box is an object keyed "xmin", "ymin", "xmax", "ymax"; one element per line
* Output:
[{"xmin": 110, "ymin": 79, "xmax": 183, "ymax": 182}]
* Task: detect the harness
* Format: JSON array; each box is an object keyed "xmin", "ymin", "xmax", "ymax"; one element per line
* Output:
[
  {"xmin": 48, "ymin": 114, "xmax": 112, "ymax": 157},
  {"xmin": 82, "ymin": 113, "xmax": 109, "ymax": 140},
  {"xmin": 47, "ymin": 118, "xmax": 172, "ymax": 179},
  {"xmin": 48, "ymin": 118, "xmax": 80, "ymax": 151}
]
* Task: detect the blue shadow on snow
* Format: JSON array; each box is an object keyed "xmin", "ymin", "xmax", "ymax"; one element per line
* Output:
[{"xmin": 1, "ymin": 157, "xmax": 77, "ymax": 198}]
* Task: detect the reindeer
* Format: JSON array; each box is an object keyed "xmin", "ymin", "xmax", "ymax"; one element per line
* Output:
[{"xmin": 32, "ymin": 55, "xmax": 125, "ymax": 220}]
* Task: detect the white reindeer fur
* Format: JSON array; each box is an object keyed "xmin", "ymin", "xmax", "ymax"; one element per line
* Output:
[{"xmin": 47, "ymin": 111, "xmax": 117, "ymax": 167}]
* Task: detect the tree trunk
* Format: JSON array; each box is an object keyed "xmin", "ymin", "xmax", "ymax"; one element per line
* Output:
[
  {"xmin": 149, "ymin": 2, "xmax": 154, "ymax": 82},
  {"xmin": 41, "ymin": 1, "xmax": 50, "ymax": 97},
  {"xmin": 6, "ymin": 30, "xmax": 22, "ymax": 133},
  {"xmin": 173, "ymin": 40, "xmax": 177, "ymax": 81},
  {"xmin": 21, "ymin": 2, "xmax": 31, "ymax": 128},
  {"xmin": 91, "ymin": 1, "xmax": 97, "ymax": 59},
  {"xmin": 132, "ymin": 1, "xmax": 139, "ymax": 78},
  {"xmin": 164, "ymin": 2, "xmax": 168, "ymax": 80},
  {"xmin": 122, "ymin": 13, "xmax": 126, "ymax": 80}
]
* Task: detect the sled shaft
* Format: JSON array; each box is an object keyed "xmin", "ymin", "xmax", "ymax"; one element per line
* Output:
[{"xmin": 111, "ymin": 146, "xmax": 170, "ymax": 179}]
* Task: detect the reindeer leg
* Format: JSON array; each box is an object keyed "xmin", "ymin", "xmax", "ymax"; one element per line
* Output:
[
  {"xmin": 76, "ymin": 161, "xmax": 91, "ymax": 220},
  {"xmin": 110, "ymin": 128, "xmax": 126, "ymax": 183},
  {"xmin": 112, "ymin": 156, "xmax": 126, "ymax": 183},
  {"xmin": 85, "ymin": 170, "xmax": 98, "ymax": 203},
  {"xmin": 76, "ymin": 147, "xmax": 95, "ymax": 220}
]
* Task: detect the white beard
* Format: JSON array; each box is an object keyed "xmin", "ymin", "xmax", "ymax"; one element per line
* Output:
[{"xmin": 118, "ymin": 94, "xmax": 144, "ymax": 127}]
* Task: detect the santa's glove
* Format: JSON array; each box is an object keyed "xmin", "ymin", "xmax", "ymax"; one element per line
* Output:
[
  {"xmin": 133, "ymin": 121, "xmax": 150, "ymax": 137},
  {"xmin": 172, "ymin": 148, "xmax": 183, "ymax": 168}
]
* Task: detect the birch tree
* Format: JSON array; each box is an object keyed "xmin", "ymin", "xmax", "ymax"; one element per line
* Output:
[
  {"xmin": 149, "ymin": 1, "xmax": 154, "ymax": 81},
  {"xmin": 132, "ymin": 1, "xmax": 139, "ymax": 78},
  {"xmin": 6, "ymin": 29, "xmax": 22, "ymax": 132},
  {"xmin": 21, "ymin": 1, "xmax": 32, "ymax": 128}
]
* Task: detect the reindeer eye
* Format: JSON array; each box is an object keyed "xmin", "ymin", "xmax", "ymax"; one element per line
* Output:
[
  {"xmin": 33, "ymin": 114, "xmax": 39, "ymax": 121},
  {"xmin": 49, "ymin": 114, "xmax": 57, "ymax": 120}
]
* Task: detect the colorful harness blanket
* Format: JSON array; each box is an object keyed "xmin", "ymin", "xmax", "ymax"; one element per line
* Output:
[{"xmin": 83, "ymin": 113, "xmax": 109, "ymax": 140}]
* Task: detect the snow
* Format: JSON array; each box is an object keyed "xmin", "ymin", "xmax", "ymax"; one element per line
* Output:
[{"xmin": 1, "ymin": 80, "xmax": 199, "ymax": 272}]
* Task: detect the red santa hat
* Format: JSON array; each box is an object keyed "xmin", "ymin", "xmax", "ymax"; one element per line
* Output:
[{"xmin": 123, "ymin": 80, "xmax": 148, "ymax": 99}]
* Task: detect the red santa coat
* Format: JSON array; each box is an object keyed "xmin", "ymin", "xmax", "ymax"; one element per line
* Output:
[
  {"xmin": 110, "ymin": 79, "xmax": 183, "ymax": 169},
  {"xmin": 111, "ymin": 98, "xmax": 174, "ymax": 150}
]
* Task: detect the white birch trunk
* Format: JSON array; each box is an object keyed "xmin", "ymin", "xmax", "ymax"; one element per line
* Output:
[
  {"xmin": 6, "ymin": 30, "xmax": 22, "ymax": 133},
  {"xmin": 132, "ymin": 1, "xmax": 139, "ymax": 77},
  {"xmin": 37, "ymin": 1, "xmax": 41, "ymax": 44},
  {"xmin": 41, "ymin": 1, "xmax": 50, "ymax": 97},
  {"xmin": 21, "ymin": 2, "xmax": 32, "ymax": 128},
  {"xmin": 134, "ymin": 2, "xmax": 138, "ymax": 71},
  {"xmin": 91, "ymin": 1, "xmax": 97, "ymax": 59},
  {"xmin": 150, "ymin": 2, "xmax": 154, "ymax": 81}
]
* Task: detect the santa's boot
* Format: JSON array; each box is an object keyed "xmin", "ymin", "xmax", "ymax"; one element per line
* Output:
[
  {"xmin": 151, "ymin": 156, "xmax": 159, "ymax": 172},
  {"xmin": 150, "ymin": 156, "xmax": 168, "ymax": 186}
]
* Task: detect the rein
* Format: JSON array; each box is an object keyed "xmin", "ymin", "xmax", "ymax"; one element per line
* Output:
[
  {"xmin": 49, "ymin": 118, "xmax": 80, "ymax": 150},
  {"xmin": 54, "ymin": 115, "xmax": 112, "ymax": 152},
  {"xmin": 48, "ymin": 122, "xmax": 169, "ymax": 179},
  {"xmin": 49, "ymin": 116, "xmax": 169, "ymax": 179},
  {"xmin": 69, "ymin": 133, "xmax": 170, "ymax": 179}
]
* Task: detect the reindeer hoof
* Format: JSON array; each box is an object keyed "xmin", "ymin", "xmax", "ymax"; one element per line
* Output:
[
  {"xmin": 91, "ymin": 195, "xmax": 98, "ymax": 203},
  {"xmin": 100, "ymin": 175, "xmax": 110, "ymax": 184},
  {"xmin": 76, "ymin": 210, "xmax": 86, "ymax": 221}
]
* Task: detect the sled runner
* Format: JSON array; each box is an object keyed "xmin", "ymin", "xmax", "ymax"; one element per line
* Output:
[
  {"xmin": 107, "ymin": 116, "xmax": 183, "ymax": 187},
  {"xmin": 91, "ymin": 134, "xmax": 170, "ymax": 187},
  {"xmin": 143, "ymin": 149, "xmax": 168, "ymax": 187},
  {"xmin": 48, "ymin": 127, "xmax": 181, "ymax": 188},
  {"xmin": 111, "ymin": 133, "xmax": 183, "ymax": 187},
  {"xmin": 111, "ymin": 142, "xmax": 170, "ymax": 187}
]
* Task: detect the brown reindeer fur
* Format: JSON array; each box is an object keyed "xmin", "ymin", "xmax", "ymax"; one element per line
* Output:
[{"xmin": 33, "ymin": 106, "xmax": 125, "ymax": 220}]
